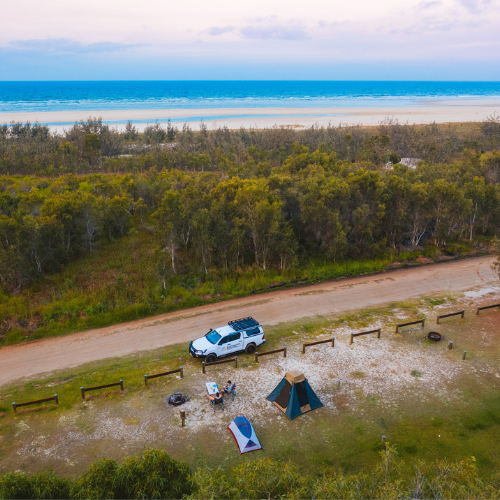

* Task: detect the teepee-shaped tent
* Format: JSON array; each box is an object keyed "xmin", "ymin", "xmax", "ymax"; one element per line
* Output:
[
  {"xmin": 267, "ymin": 370, "xmax": 323, "ymax": 420},
  {"xmin": 228, "ymin": 415, "xmax": 263, "ymax": 454}
]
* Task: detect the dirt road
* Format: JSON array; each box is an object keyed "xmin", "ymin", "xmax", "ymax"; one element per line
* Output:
[{"xmin": 1, "ymin": 256, "xmax": 498, "ymax": 387}]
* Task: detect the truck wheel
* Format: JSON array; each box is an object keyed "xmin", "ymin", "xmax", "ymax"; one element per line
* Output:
[
  {"xmin": 245, "ymin": 343, "xmax": 256, "ymax": 355},
  {"xmin": 206, "ymin": 353, "xmax": 217, "ymax": 363}
]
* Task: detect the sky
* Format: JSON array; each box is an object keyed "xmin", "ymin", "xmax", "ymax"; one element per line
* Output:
[{"xmin": 1, "ymin": 0, "xmax": 499, "ymax": 80}]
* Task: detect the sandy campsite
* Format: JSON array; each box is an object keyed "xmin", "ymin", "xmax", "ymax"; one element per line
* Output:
[{"xmin": 2, "ymin": 282, "xmax": 500, "ymax": 476}]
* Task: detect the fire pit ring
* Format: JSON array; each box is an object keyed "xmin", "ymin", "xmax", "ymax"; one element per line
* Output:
[
  {"xmin": 428, "ymin": 331, "xmax": 442, "ymax": 342},
  {"xmin": 168, "ymin": 393, "xmax": 188, "ymax": 406}
]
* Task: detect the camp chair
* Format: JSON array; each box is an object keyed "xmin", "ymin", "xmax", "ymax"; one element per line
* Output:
[
  {"xmin": 225, "ymin": 383, "xmax": 237, "ymax": 401},
  {"xmin": 211, "ymin": 396, "xmax": 224, "ymax": 412}
]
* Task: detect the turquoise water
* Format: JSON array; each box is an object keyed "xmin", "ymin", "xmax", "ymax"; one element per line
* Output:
[{"xmin": 1, "ymin": 81, "xmax": 500, "ymax": 114}]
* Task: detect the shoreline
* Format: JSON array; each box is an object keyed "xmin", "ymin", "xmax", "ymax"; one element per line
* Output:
[{"xmin": 2, "ymin": 99, "xmax": 500, "ymax": 131}]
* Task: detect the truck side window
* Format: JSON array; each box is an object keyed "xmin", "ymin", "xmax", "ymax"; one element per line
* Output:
[
  {"xmin": 229, "ymin": 333, "xmax": 241, "ymax": 342},
  {"xmin": 246, "ymin": 328, "xmax": 260, "ymax": 336},
  {"xmin": 219, "ymin": 336, "xmax": 229, "ymax": 345}
]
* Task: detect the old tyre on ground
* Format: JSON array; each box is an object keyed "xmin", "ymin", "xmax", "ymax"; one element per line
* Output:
[
  {"xmin": 206, "ymin": 353, "xmax": 217, "ymax": 363},
  {"xmin": 245, "ymin": 343, "xmax": 256, "ymax": 355}
]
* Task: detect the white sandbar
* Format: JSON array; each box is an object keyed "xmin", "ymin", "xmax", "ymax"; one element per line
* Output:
[{"xmin": 1, "ymin": 99, "xmax": 500, "ymax": 131}]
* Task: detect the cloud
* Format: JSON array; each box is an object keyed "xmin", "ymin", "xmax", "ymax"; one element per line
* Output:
[
  {"xmin": 239, "ymin": 24, "xmax": 309, "ymax": 40},
  {"xmin": 457, "ymin": 0, "xmax": 493, "ymax": 13},
  {"xmin": 416, "ymin": 0, "xmax": 442, "ymax": 9},
  {"xmin": 318, "ymin": 20, "xmax": 345, "ymax": 28},
  {"xmin": 7, "ymin": 38, "xmax": 143, "ymax": 54},
  {"xmin": 207, "ymin": 26, "xmax": 234, "ymax": 36}
]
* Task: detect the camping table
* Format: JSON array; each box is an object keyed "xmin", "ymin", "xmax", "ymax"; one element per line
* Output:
[{"xmin": 206, "ymin": 382, "xmax": 219, "ymax": 395}]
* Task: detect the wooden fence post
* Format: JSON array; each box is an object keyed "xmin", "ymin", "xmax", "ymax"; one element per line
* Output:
[
  {"xmin": 476, "ymin": 306, "xmax": 480, "ymax": 315},
  {"xmin": 284, "ymin": 346, "xmax": 287, "ymax": 358},
  {"xmin": 81, "ymin": 387, "xmax": 85, "ymax": 399},
  {"xmin": 202, "ymin": 362, "xmax": 206, "ymax": 374},
  {"xmin": 462, "ymin": 350, "xmax": 467, "ymax": 360},
  {"xmin": 180, "ymin": 410, "xmax": 186, "ymax": 427},
  {"xmin": 12, "ymin": 402, "xmax": 16, "ymax": 413},
  {"xmin": 144, "ymin": 374, "xmax": 148, "ymax": 386},
  {"xmin": 396, "ymin": 323, "xmax": 399, "ymax": 334},
  {"xmin": 332, "ymin": 337, "xmax": 335, "ymax": 347},
  {"xmin": 448, "ymin": 341, "xmax": 453, "ymax": 350},
  {"xmin": 54, "ymin": 394, "xmax": 59, "ymax": 405},
  {"xmin": 461, "ymin": 309, "xmax": 465, "ymax": 319},
  {"xmin": 377, "ymin": 328, "xmax": 381, "ymax": 338},
  {"xmin": 302, "ymin": 343, "xmax": 306, "ymax": 354},
  {"xmin": 437, "ymin": 315, "xmax": 441, "ymax": 325},
  {"xmin": 120, "ymin": 379, "xmax": 123, "ymax": 391},
  {"xmin": 234, "ymin": 356, "xmax": 238, "ymax": 369},
  {"xmin": 180, "ymin": 366, "xmax": 184, "ymax": 379},
  {"xmin": 255, "ymin": 352, "xmax": 259, "ymax": 363},
  {"xmin": 422, "ymin": 318, "xmax": 425, "ymax": 328},
  {"xmin": 350, "ymin": 333, "xmax": 354, "ymax": 345}
]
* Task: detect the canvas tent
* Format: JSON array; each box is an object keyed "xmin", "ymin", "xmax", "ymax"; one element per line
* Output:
[
  {"xmin": 267, "ymin": 370, "xmax": 323, "ymax": 420},
  {"xmin": 228, "ymin": 415, "xmax": 263, "ymax": 454}
]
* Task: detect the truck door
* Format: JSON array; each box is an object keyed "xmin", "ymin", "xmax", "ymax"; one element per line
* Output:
[
  {"xmin": 226, "ymin": 332, "xmax": 243, "ymax": 353},
  {"xmin": 217, "ymin": 336, "xmax": 230, "ymax": 356}
]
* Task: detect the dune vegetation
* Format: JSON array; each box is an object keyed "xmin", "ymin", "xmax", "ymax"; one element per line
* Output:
[{"xmin": 1, "ymin": 118, "xmax": 499, "ymax": 345}]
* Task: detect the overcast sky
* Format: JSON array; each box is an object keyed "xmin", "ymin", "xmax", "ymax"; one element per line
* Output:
[{"xmin": 1, "ymin": 0, "xmax": 499, "ymax": 80}]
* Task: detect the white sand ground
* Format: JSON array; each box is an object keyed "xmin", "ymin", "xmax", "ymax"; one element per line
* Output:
[{"xmin": 2, "ymin": 99, "xmax": 500, "ymax": 131}]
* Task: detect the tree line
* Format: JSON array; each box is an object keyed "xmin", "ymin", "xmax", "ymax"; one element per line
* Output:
[
  {"xmin": 0, "ymin": 447, "xmax": 499, "ymax": 499},
  {"xmin": 1, "ymin": 115, "xmax": 500, "ymax": 176},
  {"xmin": 1, "ymin": 140, "xmax": 500, "ymax": 293}
]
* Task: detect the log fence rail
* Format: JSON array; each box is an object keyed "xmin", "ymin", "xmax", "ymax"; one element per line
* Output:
[
  {"xmin": 437, "ymin": 310, "xmax": 465, "ymax": 324},
  {"xmin": 476, "ymin": 303, "xmax": 500, "ymax": 315},
  {"xmin": 255, "ymin": 347, "xmax": 287, "ymax": 363},
  {"xmin": 144, "ymin": 367, "xmax": 183, "ymax": 385},
  {"xmin": 350, "ymin": 329, "xmax": 381, "ymax": 345},
  {"xmin": 202, "ymin": 357, "xmax": 237, "ymax": 374},
  {"xmin": 396, "ymin": 318, "xmax": 425, "ymax": 333},
  {"xmin": 81, "ymin": 380, "xmax": 123, "ymax": 399},
  {"xmin": 12, "ymin": 394, "xmax": 58, "ymax": 413},
  {"xmin": 302, "ymin": 338, "xmax": 335, "ymax": 353}
]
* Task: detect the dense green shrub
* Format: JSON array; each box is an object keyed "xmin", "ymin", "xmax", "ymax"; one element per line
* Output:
[
  {"xmin": 0, "ymin": 470, "xmax": 71, "ymax": 499},
  {"xmin": 71, "ymin": 459, "xmax": 119, "ymax": 499},
  {"xmin": 1, "ymin": 448, "xmax": 500, "ymax": 499},
  {"xmin": 72, "ymin": 450, "xmax": 195, "ymax": 500}
]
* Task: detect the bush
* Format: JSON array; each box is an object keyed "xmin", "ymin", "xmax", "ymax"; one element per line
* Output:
[
  {"xmin": 0, "ymin": 470, "xmax": 72, "ymax": 499},
  {"xmin": 73, "ymin": 449, "xmax": 195, "ymax": 500},
  {"xmin": 230, "ymin": 458, "xmax": 307, "ymax": 499},
  {"xmin": 72, "ymin": 459, "xmax": 119, "ymax": 499},
  {"xmin": 3, "ymin": 329, "xmax": 25, "ymax": 346}
]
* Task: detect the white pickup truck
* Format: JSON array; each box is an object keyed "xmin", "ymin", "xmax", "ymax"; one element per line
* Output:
[{"xmin": 189, "ymin": 317, "xmax": 266, "ymax": 363}]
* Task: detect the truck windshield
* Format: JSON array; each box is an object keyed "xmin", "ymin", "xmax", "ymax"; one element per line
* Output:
[{"xmin": 205, "ymin": 330, "xmax": 221, "ymax": 344}]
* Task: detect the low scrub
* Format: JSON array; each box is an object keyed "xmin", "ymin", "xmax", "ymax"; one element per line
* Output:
[{"xmin": 2, "ymin": 447, "xmax": 499, "ymax": 499}]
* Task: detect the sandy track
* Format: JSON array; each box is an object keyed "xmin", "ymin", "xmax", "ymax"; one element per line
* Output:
[{"xmin": 0, "ymin": 256, "xmax": 497, "ymax": 388}]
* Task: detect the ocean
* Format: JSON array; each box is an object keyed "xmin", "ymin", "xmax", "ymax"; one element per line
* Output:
[{"xmin": 1, "ymin": 81, "xmax": 500, "ymax": 114}]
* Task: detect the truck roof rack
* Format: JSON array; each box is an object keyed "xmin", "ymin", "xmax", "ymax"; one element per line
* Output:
[{"xmin": 228, "ymin": 316, "xmax": 260, "ymax": 331}]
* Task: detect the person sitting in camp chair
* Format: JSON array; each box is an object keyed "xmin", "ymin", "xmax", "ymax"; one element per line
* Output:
[
  {"xmin": 222, "ymin": 380, "xmax": 236, "ymax": 400},
  {"xmin": 209, "ymin": 392, "xmax": 224, "ymax": 412}
]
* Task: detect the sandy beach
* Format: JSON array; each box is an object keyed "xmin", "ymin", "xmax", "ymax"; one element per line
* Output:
[{"xmin": 2, "ymin": 99, "xmax": 500, "ymax": 131}]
